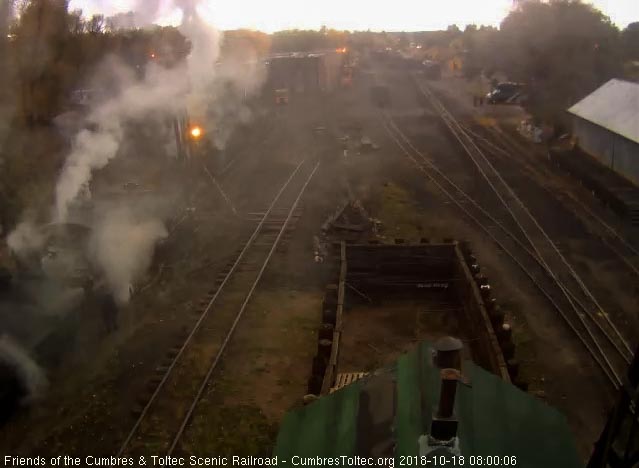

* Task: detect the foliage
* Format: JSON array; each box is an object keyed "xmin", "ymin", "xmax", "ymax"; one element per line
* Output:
[
  {"xmin": 5, "ymin": 0, "xmax": 191, "ymax": 125},
  {"xmin": 9, "ymin": 0, "xmax": 71, "ymax": 124},
  {"xmin": 271, "ymin": 27, "xmax": 349, "ymax": 52},
  {"xmin": 460, "ymin": 0, "xmax": 624, "ymax": 125},
  {"xmin": 413, "ymin": 29, "xmax": 462, "ymax": 49},
  {"xmin": 0, "ymin": 0, "xmax": 192, "ymax": 227},
  {"xmin": 621, "ymin": 22, "xmax": 639, "ymax": 61},
  {"xmin": 460, "ymin": 25, "xmax": 499, "ymax": 79},
  {"xmin": 222, "ymin": 29, "xmax": 271, "ymax": 59}
]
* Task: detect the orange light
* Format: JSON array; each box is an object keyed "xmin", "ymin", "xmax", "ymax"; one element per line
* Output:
[
  {"xmin": 150, "ymin": 52, "xmax": 156, "ymax": 59},
  {"xmin": 190, "ymin": 126, "xmax": 203, "ymax": 139},
  {"xmin": 336, "ymin": 47, "xmax": 347, "ymax": 54}
]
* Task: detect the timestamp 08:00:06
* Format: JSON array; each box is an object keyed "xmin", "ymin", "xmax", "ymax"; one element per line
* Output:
[{"xmin": 399, "ymin": 456, "xmax": 517, "ymax": 466}]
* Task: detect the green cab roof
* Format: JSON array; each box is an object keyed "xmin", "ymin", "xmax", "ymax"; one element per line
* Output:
[{"xmin": 274, "ymin": 341, "xmax": 582, "ymax": 468}]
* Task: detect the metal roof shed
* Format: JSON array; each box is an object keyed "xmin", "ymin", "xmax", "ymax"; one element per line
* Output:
[
  {"xmin": 568, "ymin": 79, "xmax": 639, "ymax": 145},
  {"xmin": 567, "ymin": 79, "xmax": 639, "ymax": 184},
  {"xmin": 274, "ymin": 341, "xmax": 582, "ymax": 468}
]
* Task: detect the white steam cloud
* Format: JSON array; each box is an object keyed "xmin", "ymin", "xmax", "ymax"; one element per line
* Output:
[
  {"xmin": 50, "ymin": 0, "xmax": 263, "ymax": 302},
  {"xmin": 54, "ymin": 0, "xmax": 260, "ymax": 221},
  {"xmin": 1, "ymin": 0, "xmax": 265, "ymax": 406},
  {"xmin": 7, "ymin": 219, "xmax": 45, "ymax": 261},
  {"xmin": 54, "ymin": 62, "xmax": 190, "ymax": 221},
  {"xmin": 7, "ymin": 0, "xmax": 265, "ymax": 308},
  {"xmin": 89, "ymin": 207, "xmax": 168, "ymax": 304},
  {"xmin": 55, "ymin": 0, "xmax": 216, "ymax": 224}
]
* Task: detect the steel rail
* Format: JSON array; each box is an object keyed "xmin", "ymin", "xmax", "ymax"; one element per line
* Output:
[
  {"xmin": 167, "ymin": 161, "xmax": 321, "ymax": 454},
  {"xmin": 381, "ymin": 114, "xmax": 622, "ymax": 387},
  {"xmin": 116, "ymin": 158, "xmax": 308, "ymax": 456},
  {"xmin": 464, "ymin": 124, "xmax": 639, "ymax": 271},
  {"xmin": 417, "ymin": 79, "xmax": 633, "ymax": 362},
  {"xmin": 431, "ymin": 111, "xmax": 629, "ymax": 365}
]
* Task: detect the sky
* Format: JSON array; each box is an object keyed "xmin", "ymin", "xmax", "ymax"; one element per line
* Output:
[{"xmin": 68, "ymin": 0, "xmax": 638, "ymax": 32}]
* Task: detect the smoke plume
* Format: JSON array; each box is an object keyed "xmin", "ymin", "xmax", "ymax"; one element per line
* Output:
[
  {"xmin": 133, "ymin": 0, "xmax": 162, "ymax": 26},
  {"xmin": 54, "ymin": 62, "xmax": 190, "ymax": 221},
  {"xmin": 7, "ymin": 218, "xmax": 45, "ymax": 261},
  {"xmin": 50, "ymin": 0, "xmax": 221, "ymax": 302},
  {"xmin": 7, "ymin": 0, "xmax": 265, "ymax": 306},
  {"xmin": 89, "ymin": 206, "xmax": 168, "ymax": 304},
  {"xmin": 54, "ymin": 0, "xmax": 236, "ymax": 222}
]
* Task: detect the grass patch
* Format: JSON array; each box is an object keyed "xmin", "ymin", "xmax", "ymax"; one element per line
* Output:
[
  {"xmin": 185, "ymin": 404, "xmax": 278, "ymax": 456},
  {"xmin": 376, "ymin": 182, "xmax": 426, "ymax": 240}
]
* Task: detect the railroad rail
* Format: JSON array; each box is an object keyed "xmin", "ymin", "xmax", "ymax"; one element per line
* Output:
[
  {"xmin": 463, "ymin": 123, "xmax": 639, "ymax": 278},
  {"xmin": 379, "ymin": 77, "xmax": 634, "ymax": 388},
  {"xmin": 117, "ymin": 158, "xmax": 320, "ymax": 456},
  {"xmin": 419, "ymin": 80, "xmax": 634, "ymax": 375}
]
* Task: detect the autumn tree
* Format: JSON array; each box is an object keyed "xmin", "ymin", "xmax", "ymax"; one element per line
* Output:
[
  {"xmin": 0, "ymin": 1, "xmax": 13, "ymax": 89},
  {"xmin": 271, "ymin": 28, "xmax": 350, "ymax": 53},
  {"xmin": 0, "ymin": 0, "xmax": 17, "ymax": 137},
  {"xmin": 221, "ymin": 29, "xmax": 271, "ymax": 60},
  {"xmin": 498, "ymin": 0, "xmax": 621, "ymax": 124},
  {"xmin": 86, "ymin": 13, "xmax": 104, "ymax": 34},
  {"xmin": 621, "ymin": 22, "xmax": 639, "ymax": 60},
  {"xmin": 11, "ymin": 0, "xmax": 72, "ymax": 124}
]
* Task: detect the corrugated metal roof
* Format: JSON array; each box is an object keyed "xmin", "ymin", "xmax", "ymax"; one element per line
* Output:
[
  {"xmin": 274, "ymin": 341, "xmax": 582, "ymax": 467},
  {"xmin": 568, "ymin": 79, "xmax": 639, "ymax": 144}
]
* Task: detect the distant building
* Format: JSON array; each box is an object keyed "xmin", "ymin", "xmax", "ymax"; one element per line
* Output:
[
  {"xmin": 567, "ymin": 79, "xmax": 639, "ymax": 184},
  {"xmin": 265, "ymin": 51, "xmax": 344, "ymax": 96}
]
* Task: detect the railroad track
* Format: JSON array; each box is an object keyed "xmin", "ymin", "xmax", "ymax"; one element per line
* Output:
[
  {"xmin": 463, "ymin": 123, "xmax": 639, "ymax": 278},
  {"xmin": 117, "ymin": 158, "xmax": 320, "ymax": 456},
  {"xmin": 378, "ymin": 77, "xmax": 634, "ymax": 388}
]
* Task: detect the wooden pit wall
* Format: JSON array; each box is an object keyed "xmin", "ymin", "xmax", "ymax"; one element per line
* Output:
[
  {"xmin": 320, "ymin": 241, "xmax": 346, "ymax": 395},
  {"xmin": 451, "ymin": 244, "xmax": 510, "ymax": 382},
  {"xmin": 343, "ymin": 242, "xmax": 458, "ymax": 291},
  {"xmin": 307, "ymin": 241, "xmax": 511, "ymax": 396}
]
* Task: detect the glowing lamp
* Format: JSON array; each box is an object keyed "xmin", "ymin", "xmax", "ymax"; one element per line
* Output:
[{"xmin": 190, "ymin": 126, "xmax": 203, "ymax": 139}]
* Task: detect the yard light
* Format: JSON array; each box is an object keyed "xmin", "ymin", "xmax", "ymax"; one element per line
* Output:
[{"xmin": 189, "ymin": 126, "xmax": 203, "ymax": 139}]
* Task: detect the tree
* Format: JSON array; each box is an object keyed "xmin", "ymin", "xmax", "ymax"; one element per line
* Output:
[
  {"xmin": 86, "ymin": 13, "xmax": 104, "ymax": 34},
  {"xmin": 105, "ymin": 11, "xmax": 135, "ymax": 31},
  {"xmin": 621, "ymin": 22, "xmax": 639, "ymax": 60},
  {"xmin": 11, "ymin": 0, "xmax": 72, "ymax": 124},
  {"xmin": 0, "ymin": 0, "xmax": 16, "ymax": 110},
  {"xmin": 460, "ymin": 24, "xmax": 500, "ymax": 78},
  {"xmin": 222, "ymin": 29, "xmax": 270, "ymax": 59},
  {"xmin": 271, "ymin": 28, "xmax": 350, "ymax": 53},
  {"xmin": 498, "ymin": 0, "xmax": 621, "ymax": 124},
  {"xmin": 67, "ymin": 8, "xmax": 85, "ymax": 34},
  {"xmin": 0, "ymin": 0, "xmax": 12, "ymax": 36}
]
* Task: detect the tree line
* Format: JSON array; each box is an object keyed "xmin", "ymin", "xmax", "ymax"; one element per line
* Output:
[
  {"xmin": 0, "ymin": 0, "xmax": 636, "ymax": 228},
  {"xmin": 0, "ymin": 0, "xmax": 194, "ymax": 228},
  {"xmin": 442, "ymin": 1, "xmax": 638, "ymax": 126},
  {"xmin": 2, "ymin": 0, "xmax": 191, "ymax": 126},
  {"xmin": 2, "ymin": 0, "xmax": 637, "ymax": 127}
]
